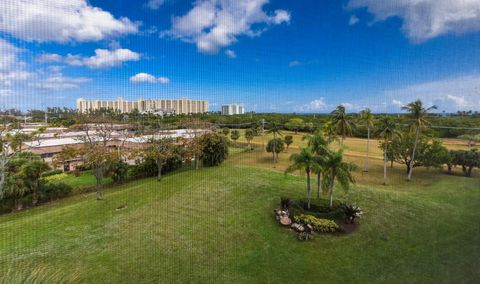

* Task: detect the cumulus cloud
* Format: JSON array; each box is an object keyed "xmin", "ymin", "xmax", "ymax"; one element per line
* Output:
[
  {"xmin": 38, "ymin": 49, "xmax": 141, "ymax": 69},
  {"xmin": 130, "ymin": 73, "xmax": 170, "ymax": 84},
  {"xmin": 296, "ymin": 98, "xmax": 328, "ymax": 112},
  {"xmin": 349, "ymin": 15, "xmax": 359, "ymax": 26},
  {"xmin": 164, "ymin": 0, "xmax": 290, "ymax": 54},
  {"xmin": 0, "ymin": 0, "xmax": 138, "ymax": 43},
  {"xmin": 225, "ymin": 49, "xmax": 237, "ymax": 58},
  {"xmin": 0, "ymin": 39, "xmax": 33, "ymax": 87},
  {"xmin": 385, "ymin": 74, "xmax": 480, "ymax": 111},
  {"xmin": 348, "ymin": 0, "xmax": 480, "ymax": 42},
  {"xmin": 145, "ymin": 0, "xmax": 165, "ymax": 10}
]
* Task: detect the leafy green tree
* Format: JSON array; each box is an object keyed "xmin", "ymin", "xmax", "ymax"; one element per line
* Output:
[
  {"xmin": 286, "ymin": 147, "xmax": 319, "ymax": 209},
  {"xmin": 81, "ymin": 144, "xmax": 118, "ymax": 200},
  {"xmin": 359, "ymin": 108, "xmax": 375, "ymax": 172},
  {"xmin": 230, "ymin": 130, "xmax": 240, "ymax": 145},
  {"xmin": 376, "ymin": 116, "xmax": 401, "ymax": 185},
  {"xmin": 284, "ymin": 135, "xmax": 293, "ymax": 149},
  {"xmin": 245, "ymin": 129, "xmax": 255, "ymax": 149},
  {"xmin": 285, "ymin": 118, "xmax": 304, "ymax": 134},
  {"xmin": 323, "ymin": 149, "xmax": 357, "ymax": 209},
  {"xmin": 266, "ymin": 121, "xmax": 283, "ymax": 164},
  {"xmin": 266, "ymin": 138, "xmax": 285, "ymax": 164},
  {"xmin": 20, "ymin": 159, "xmax": 50, "ymax": 206},
  {"xmin": 402, "ymin": 100, "xmax": 437, "ymax": 180},
  {"xmin": 141, "ymin": 138, "xmax": 177, "ymax": 182},
  {"xmin": 222, "ymin": 127, "xmax": 230, "ymax": 136},
  {"xmin": 303, "ymin": 131, "xmax": 329, "ymax": 198},
  {"xmin": 199, "ymin": 133, "xmax": 229, "ymax": 167},
  {"xmin": 330, "ymin": 105, "xmax": 354, "ymax": 144}
]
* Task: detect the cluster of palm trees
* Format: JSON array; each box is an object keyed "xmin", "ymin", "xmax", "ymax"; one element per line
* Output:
[
  {"xmin": 286, "ymin": 131, "xmax": 356, "ymax": 209},
  {"xmin": 325, "ymin": 100, "xmax": 436, "ymax": 184}
]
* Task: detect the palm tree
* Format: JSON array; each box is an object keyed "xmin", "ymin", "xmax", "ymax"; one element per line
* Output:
[
  {"xmin": 376, "ymin": 116, "xmax": 401, "ymax": 185},
  {"xmin": 266, "ymin": 121, "xmax": 283, "ymax": 164},
  {"xmin": 359, "ymin": 108, "xmax": 375, "ymax": 172},
  {"xmin": 286, "ymin": 147, "xmax": 318, "ymax": 209},
  {"xmin": 330, "ymin": 105, "xmax": 354, "ymax": 144},
  {"xmin": 245, "ymin": 129, "xmax": 255, "ymax": 149},
  {"xmin": 402, "ymin": 100, "xmax": 437, "ymax": 181},
  {"xmin": 303, "ymin": 131, "xmax": 329, "ymax": 198},
  {"xmin": 323, "ymin": 149, "xmax": 357, "ymax": 209}
]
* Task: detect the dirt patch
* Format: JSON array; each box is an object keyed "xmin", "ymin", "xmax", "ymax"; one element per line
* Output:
[{"xmin": 341, "ymin": 222, "xmax": 360, "ymax": 234}]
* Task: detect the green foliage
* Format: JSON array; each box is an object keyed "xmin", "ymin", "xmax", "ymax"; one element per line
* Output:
[
  {"xmin": 40, "ymin": 182, "xmax": 73, "ymax": 202},
  {"xmin": 293, "ymin": 214, "xmax": 340, "ymax": 233},
  {"xmin": 284, "ymin": 135, "xmax": 293, "ymax": 148},
  {"xmin": 111, "ymin": 160, "xmax": 129, "ymax": 184},
  {"xmin": 222, "ymin": 127, "xmax": 230, "ymax": 136},
  {"xmin": 199, "ymin": 133, "xmax": 229, "ymax": 167},
  {"xmin": 41, "ymin": 169, "xmax": 64, "ymax": 178},
  {"xmin": 266, "ymin": 138, "xmax": 285, "ymax": 154},
  {"xmin": 230, "ymin": 130, "xmax": 240, "ymax": 142},
  {"xmin": 285, "ymin": 118, "xmax": 304, "ymax": 133},
  {"xmin": 449, "ymin": 149, "xmax": 480, "ymax": 177}
]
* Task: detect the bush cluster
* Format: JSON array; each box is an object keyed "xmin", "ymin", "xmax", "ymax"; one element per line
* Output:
[
  {"xmin": 293, "ymin": 214, "xmax": 340, "ymax": 233},
  {"xmin": 41, "ymin": 169, "xmax": 63, "ymax": 178}
]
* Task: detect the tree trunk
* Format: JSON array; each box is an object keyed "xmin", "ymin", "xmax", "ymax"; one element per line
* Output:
[
  {"xmin": 14, "ymin": 199, "xmax": 23, "ymax": 211},
  {"xmin": 95, "ymin": 175, "xmax": 103, "ymax": 200},
  {"xmin": 307, "ymin": 170, "xmax": 311, "ymax": 210},
  {"xmin": 383, "ymin": 146, "xmax": 388, "ymax": 185},
  {"xmin": 317, "ymin": 172, "xmax": 321, "ymax": 198},
  {"xmin": 157, "ymin": 161, "xmax": 163, "ymax": 181},
  {"xmin": 32, "ymin": 181, "xmax": 39, "ymax": 206},
  {"xmin": 407, "ymin": 126, "xmax": 420, "ymax": 181},
  {"xmin": 329, "ymin": 174, "xmax": 335, "ymax": 209},
  {"xmin": 364, "ymin": 127, "xmax": 370, "ymax": 172}
]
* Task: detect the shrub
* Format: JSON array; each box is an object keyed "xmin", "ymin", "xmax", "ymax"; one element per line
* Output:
[
  {"xmin": 280, "ymin": 197, "xmax": 291, "ymax": 210},
  {"xmin": 342, "ymin": 204, "xmax": 363, "ymax": 224},
  {"xmin": 111, "ymin": 160, "xmax": 129, "ymax": 184},
  {"xmin": 41, "ymin": 169, "xmax": 63, "ymax": 178},
  {"xmin": 198, "ymin": 133, "xmax": 229, "ymax": 167},
  {"xmin": 40, "ymin": 182, "xmax": 73, "ymax": 202},
  {"xmin": 293, "ymin": 214, "xmax": 340, "ymax": 233}
]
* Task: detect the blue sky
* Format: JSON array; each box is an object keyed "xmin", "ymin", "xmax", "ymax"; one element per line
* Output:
[{"xmin": 1, "ymin": 0, "xmax": 480, "ymax": 113}]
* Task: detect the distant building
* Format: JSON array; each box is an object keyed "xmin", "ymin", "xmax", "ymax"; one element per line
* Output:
[
  {"xmin": 140, "ymin": 108, "xmax": 176, "ymax": 117},
  {"xmin": 76, "ymin": 97, "xmax": 208, "ymax": 115},
  {"xmin": 221, "ymin": 104, "xmax": 245, "ymax": 115}
]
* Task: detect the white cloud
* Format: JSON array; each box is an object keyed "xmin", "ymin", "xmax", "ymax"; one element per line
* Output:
[
  {"xmin": 32, "ymin": 74, "xmax": 91, "ymax": 91},
  {"xmin": 348, "ymin": 0, "xmax": 480, "ymax": 42},
  {"xmin": 0, "ymin": 39, "xmax": 33, "ymax": 87},
  {"xmin": 296, "ymin": 98, "xmax": 328, "ymax": 112},
  {"xmin": 164, "ymin": 0, "xmax": 290, "ymax": 54},
  {"xmin": 145, "ymin": 0, "xmax": 164, "ymax": 10},
  {"xmin": 130, "ymin": 73, "xmax": 170, "ymax": 84},
  {"xmin": 82, "ymin": 49, "xmax": 140, "ymax": 69},
  {"xmin": 41, "ymin": 49, "xmax": 141, "ymax": 69},
  {"xmin": 289, "ymin": 60, "xmax": 302, "ymax": 68},
  {"xmin": 349, "ymin": 15, "xmax": 359, "ymax": 26},
  {"xmin": 385, "ymin": 74, "xmax": 480, "ymax": 111},
  {"xmin": 0, "ymin": 0, "xmax": 138, "ymax": 43},
  {"xmin": 37, "ymin": 53, "xmax": 64, "ymax": 63},
  {"xmin": 225, "ymin": 49, "xmax": 237, "ymax": 58},
  {"xmin": 0, "ymin": 89, "xmax": 15, "ymax": 97}
]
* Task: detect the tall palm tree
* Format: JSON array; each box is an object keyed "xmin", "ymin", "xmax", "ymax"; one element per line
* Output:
[
  {"xmin": 303, "ymin": 130, "xmax": 329, "ymax": 198},
  {"xmin": 266, "ymin": 121, "xmax": 283, "ymax": 164},
  {"xmin": 402, "ymin": 100, "xmax": 437, "ymax": 181},
  {"xmin": 331, "ymin": 105, "xmax": 354, "ymax": 145},
  {"xmin": 359, "ymin": 108, "xmax": 375, "ymax": 172},
  {"xmin": 286, "ymin": 147, "xmax": 318, "ymax": 209},
  {"xmin": 323, "ymin": 149, "xmax": 357, "ymax": 209},
  {"xmin": 376, "ymin": 116, "xmax": 401, "ymax": 185}
]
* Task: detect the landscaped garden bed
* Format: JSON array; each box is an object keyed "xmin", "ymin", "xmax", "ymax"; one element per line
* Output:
[{"xmin": 274, "ymin": 197, "xmax": 363, "ymax": 240}]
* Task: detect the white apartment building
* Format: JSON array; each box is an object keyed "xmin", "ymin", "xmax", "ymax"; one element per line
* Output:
[
  {"xmin": 76, "ymin": 97, "xmax": 208, "ymax": 115},
  {"xmin": 221, "ymin": 104, "xmax": 245, "ymax": 115}
]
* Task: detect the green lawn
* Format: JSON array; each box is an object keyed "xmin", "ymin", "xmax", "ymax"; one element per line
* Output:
[
  {"xmin": 1, "ymin": 162, "xmax": 479, "ymax": 283},
  {"xmin": 46, "ymin": 171, "xmax": 112, "ymax": 192}
]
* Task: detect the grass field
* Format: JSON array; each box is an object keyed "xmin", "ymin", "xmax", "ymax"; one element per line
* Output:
[{"xmin": 1, "ymin": 156, "xmax": 479, "ymax": 282}]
